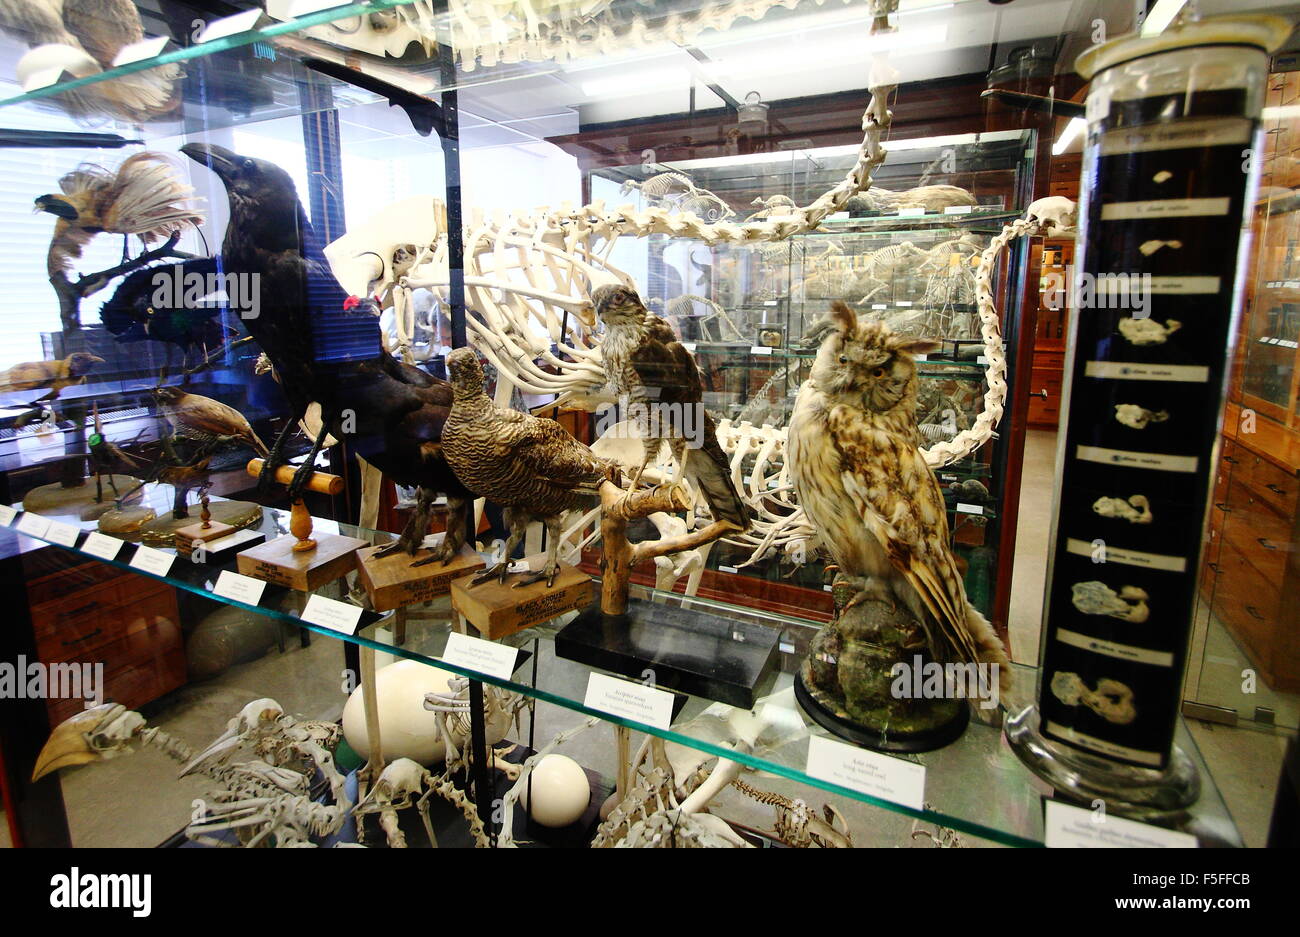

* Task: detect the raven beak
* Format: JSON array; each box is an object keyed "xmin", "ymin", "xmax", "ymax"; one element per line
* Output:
[
  {"xmin": 34, "ymin": 195, "xmax": 78, "ymax": 220},
  {"xmin": 180, "ymin": 142, "xmax": 239, "ymax": 180}
]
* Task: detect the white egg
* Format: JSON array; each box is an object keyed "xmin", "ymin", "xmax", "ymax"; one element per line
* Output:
[
  {"xmin": 342, "ymin": 660, "xmax": 513, "ymax": 766},
  {"xmin": 520, "ymin": 754, "xmax": 591, "ymax": 828}
]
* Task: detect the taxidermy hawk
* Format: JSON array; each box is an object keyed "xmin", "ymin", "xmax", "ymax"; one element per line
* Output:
[{"xmin": 591, "ymin": 284, "xmax": 748, "ymax": 531}]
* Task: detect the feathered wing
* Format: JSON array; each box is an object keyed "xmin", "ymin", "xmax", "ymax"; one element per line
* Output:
[
  {"xmin": 504, "ymin": 412, "xmax": 608, "ymax": 496},
  {"xmin": 829, "ymin": 406, "xmax": 1010, "ymax": 688},
  {"xmin": 628, "ymin": 314, "xmax": 750, "ymax": 529}
]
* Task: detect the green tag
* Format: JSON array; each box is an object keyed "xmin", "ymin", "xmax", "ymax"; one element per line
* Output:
[{"xmin": 89, "ymin": 433, "xmax": 103, "ymax": 447}]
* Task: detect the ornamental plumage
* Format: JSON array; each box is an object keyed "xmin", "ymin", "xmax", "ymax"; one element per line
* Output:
[
  {"xmin": 591, "ymin": 283, "xmax": 748, "ymax": 530},
  {"xmin": 788, "ymin": 301, "xmax": 1011, "ymax": 691},
  {"xmin": 442, "ymin": 347, "xmax": 615, "ymax": 588}
]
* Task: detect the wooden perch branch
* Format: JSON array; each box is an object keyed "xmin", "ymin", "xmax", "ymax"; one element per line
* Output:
[{"xmin": 597, "ymin": 479, "xmax": 743, "ymax": 615}]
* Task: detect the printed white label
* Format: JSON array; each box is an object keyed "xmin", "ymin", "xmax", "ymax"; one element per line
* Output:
[
  {"xmin": 1084, "ymin": 361, "xmax": 1209, "ymax": 383},
  {"xmin": 301, "ymin": 594, "xmax": 364, "ymax": 635},
  {"xmin": 0, "ymin": 505, "xmax": 15, "ymax": 525},
  {"xmin": 944, "ymin": 205, "xmax": 974, "ymax": 215},
  {"xmin": 584, "ymin": 672, "xmax": 674, "ymax": 730},
  {"xmin": 682, "ymin": 343, "xmax": 696, "ymax": 353},
  {"xmin": 806, "ymin": 736, "xmax": 925, "ymax": 809},
  {"xmin": 81, "ymin": 532, "xmax": 122, "ymax": 561},
  {"xmin": 977, "ymin": 355, "xmax": 990, "ymax": 365},
  {"xmin": 717, "ymin": 565, "xmax": 739, "ymax": 574},
  {"xmin": 130, "ymin": 544, "xmax": 174, "ymax": 577},
  {"xmin": 1045, "ymin": 801, "xmax": 1196, "ymax": 848},
  {"xmin": 956, "ymin": 503, "xmax": 984, "ymax": 515},
  {"xmin": 44, "ymin": 521, "xmax": 81, "ymax": 548},
  {"xmin": 111, "ymin": 36, "xmax": 169, "ymax": 66},
  {"xmin": 895, "ymin": 301, "xmax": 913, "ymax": 307},
  {"xmin": 872, "ymin": 304, "xmax": 888, "ymax": 310},
  {"xmin": 194, "ymin": 9, "xmax": 262, "ymax": 42},
  {"xmin": 1044, "ymin": 720, "xmax": 1164, "ymax": 766},
  {"xmin": 1101, "ymin": 198, "xmax": 1229, "ymax": 221},
  {"xmin": 213, "ymin": 570, "xmax": 267, "ymax": 605},
  {"xmin": 913, "ymin": 353, "xmax": 928, "ymax": 362},
  {"xmin": 1056, "ymin": 628, "xmax": 1175, "ymax": 668},
  {"xmin": 443, "ymin": 632, "xmax": 520, "ymax": 680},
  {"xmin": 763, "ymin": 300, "xmax": 778, "ymax": 306},
  {"xmin": 1065, "ymin": 537, "xmax": 1186, "ymax": 572},
  {"xmin": 779, "ymin": 642, "xmax": 796, "ymax": 653},
  {"xmin": 750, "ymin": 346, "xmax": 774, "ymax": 356},
  {"xmin": 1101, "ymin": 117, "xmax": 1250, "ymax": 155},
  {"xmin": 15, "ymin": 513, "xmax": 48, "ymax": 538},
  {"xmin": 897, "ymin": 207, "xmax": 926, "ymax": 217},
  {"xmin": 1076, "ymin": 445, "xmax": 1198, "ymax": 474},
  {"xmin": 1144, "ymin": 276, "xmax": 1221, "ymax": 295}
]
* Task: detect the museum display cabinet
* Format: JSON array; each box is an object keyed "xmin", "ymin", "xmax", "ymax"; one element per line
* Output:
[{"xmin": 0, "ymin": 0, "xmax": 1293, "ymax": 851}]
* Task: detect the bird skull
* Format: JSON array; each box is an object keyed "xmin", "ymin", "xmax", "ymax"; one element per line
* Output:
[
  {"xmin": 32, "ymin": 703, "xmax": 146, "ymax": 780},
  {"xmin": 355, "ymin": 758, "xmax": 429, "ymax": 814},
  {"xmin": 1025, "ymin": 196, "xmax": 1077, "ymax": 235}
]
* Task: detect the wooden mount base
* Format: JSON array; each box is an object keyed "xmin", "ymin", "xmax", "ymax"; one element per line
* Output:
[
  {"xmin": 451, "ymin": 555, "xmax": 593, "ymax": 640},
  {"xmin": 354, "ymin": 540, "xmax": 485, "ymax": 613},
  {"xmin": 173, "ymin": 520, "xmax": 236, "ymax": 551},
  {"xmin": 236, "ymin": 531, "xmax": 368, "ymax": 592}
]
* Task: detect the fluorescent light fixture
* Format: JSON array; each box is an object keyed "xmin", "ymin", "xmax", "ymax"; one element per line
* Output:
[
  {"xmin": 667, "ymin": 130, "xmax": 1023, "ymax": 171},
  {"xmin": 1052, "ymin": 117, "xmax": 1085, "ymax": 156},
  {"xmin": 580, "ymin": 67, "xmax": 691, "ymax": 98},
  {"xmin": 1140, "ymin": 0, "xmax": 1187, "ymax": 38}
]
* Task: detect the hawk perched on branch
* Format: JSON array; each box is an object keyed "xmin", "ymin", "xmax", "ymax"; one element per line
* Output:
[
  {"xmin": 789, "ymin": 301, "xmax": 1010, "ymax": 689},
  {"xmin": 591, "ymin": 284, "xmax": 748, "ymax": 531}
]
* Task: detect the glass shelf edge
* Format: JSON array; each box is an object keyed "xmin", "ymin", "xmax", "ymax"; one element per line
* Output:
[{"xmin": 0, "ymin": 0, "xmax": 427, "ymax": 111}]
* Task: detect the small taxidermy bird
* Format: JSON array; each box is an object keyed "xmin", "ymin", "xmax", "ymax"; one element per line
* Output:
[
  {"xmin": 152, "ymin": 386, "xmax": 269, "ymax": 458},
  {"xmin": 788, "ymin": 301, "xmax": 1011, "ymax": 691},
  {"xmin": 443, "ymin": 347, "xmax": 615, "ymax": 587},
  {"xmin": 0, "ymin": 0, "xmax": 181, "ymax": 122},
  {"xmin": 88, "ymin": 402, "xmax": 141, "ymax": 501},
  {"xmin": 591, "ymin": 284, "xmax": 748, "ymax": 531},
  {"xmin": 0, "ymin": 351, "xmax": 103, "ymax": 402},
  {"xmin": 35, "ymin": 152, "xmax": 203, "ymax": 280}
]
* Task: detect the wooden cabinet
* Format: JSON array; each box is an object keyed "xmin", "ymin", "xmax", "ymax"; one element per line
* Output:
[
  {"xmin": 27, "ymin": 562, "xmax": 185, "ymax": 726},
  {"xmin": 1028, "ymin": 239, "xmax": 1072, "ymax": 428}
]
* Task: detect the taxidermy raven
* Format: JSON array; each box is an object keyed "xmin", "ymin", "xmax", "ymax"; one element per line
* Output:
[
  {"xmin": 98, "ymin": 258, "xmax": 236, "ymax": 365},
  {"xmin": 180, "ymin": 142, "xmax": 472, "ymax": 564}
]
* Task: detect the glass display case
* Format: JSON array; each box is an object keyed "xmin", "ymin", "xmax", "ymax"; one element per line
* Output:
[{"xmin": 0, "ymin": 0, "xmax": 1289, "ymax": 855}]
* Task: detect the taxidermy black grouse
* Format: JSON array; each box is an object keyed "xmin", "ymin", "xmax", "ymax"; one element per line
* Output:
[
  {"xmin": 181, "ymin": 142, "xmax": 471, "ymax": 564},
  {"xmin": 443, "ymin": 347, "xmax": 616, "ymax": 587},
  {"xmin": 98, "ymin": 258, "xmax": 235, "ymax": 365}
]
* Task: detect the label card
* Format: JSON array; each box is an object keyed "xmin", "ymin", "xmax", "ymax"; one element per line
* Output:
[
  {"xmin": 81, "ymin": 532, "xmax": 123, "ymax": 561},
  {"xmin": 442, "ymin": 632, "xmax": 520, "ymax": 680},
  {"xmin": 16, "ymin": 513, "xmax": 50, "ymax": 538},
  {"xmin": 682, "ymin": 343, "xmax": 696, "ymax": 353},
  {"xmin": 212, "ymin": 570, "xmax": 267, "ymax": 605},
  {"xmin": 0, "ymin": 504, "xmax": 16, "ymax": 525},
  {"xmin": 584, "ymin": 672, "xmax": 674, "ymax": 730},
  {"xmin": 44, "ymin": 520, "xmax": 81, "ymax": 547},
  {"xmin": 130, "ymin": 544, "xmax": 174, "ymax": 577},
  {"xmin": 1044, "ymin": 801, "xmax": 1196, "ymax": 848},
  {"xmin": 750, "ymin": 346, "xmax": 774, "ymax": 356},
  {"xmin": 944, "ymin": 204, "xmax": 974, "ymax": 215},
  {"xmin": 806, "ymin": 735, "xmax": 926, "ymax": 809},
  {"xmin": 301, "ymin": 594, "xmax": 363, "ymax": 635},
  {"xmin": 111, "ymin": 36, "xmax": 169, "ymax": 66},
  {"xmin": 194, "ymin": 9, "xmax": 262, "ymax": 43},
  {"xmin": 956, "ymin": 503, "xmax": 984, "ymax": 515}
]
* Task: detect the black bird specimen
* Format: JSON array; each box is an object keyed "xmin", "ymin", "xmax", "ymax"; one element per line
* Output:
[
  {"xmin": 99, "ymin": 258, "xmax": 237, "ymax": 368},
  {"xmin": 591, "ymin": 284, "xmax": 749, "ymax": 531},
  {"xmin": 443, "ymin": 348, "xmax": 616, "ymax": 587},
  {"xmin": 180, "ymin": 142, "xmax": 471, "ymax": 564}
]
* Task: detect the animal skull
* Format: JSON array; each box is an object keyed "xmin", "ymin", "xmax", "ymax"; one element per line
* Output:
[{"xmin": 1025, "ymin": 196, "xmax": 1077, "ymax": 235}]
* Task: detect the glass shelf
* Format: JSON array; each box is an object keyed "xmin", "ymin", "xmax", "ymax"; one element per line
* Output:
[{"xmin": 7, "ymin": 495, "xmax": 1241, "ymax": 848}]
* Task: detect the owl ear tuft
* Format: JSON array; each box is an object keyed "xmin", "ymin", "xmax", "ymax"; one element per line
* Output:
[
  {"xmin": 829, "ymin": 301, "xmax": 857, "ymax": 338},
  {"xmin": 895, "ymin": 338, "xmax": 941, "ymax": 358}
]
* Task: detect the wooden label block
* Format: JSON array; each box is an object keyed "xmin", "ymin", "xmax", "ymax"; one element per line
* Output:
[
  {"xmin": 451, "ymin": 557, "xmax": 593, "ymax": 640},
  {"xmin": 236, "ymin": 532, "xmax": 367, "ymax": 592},
  {"xmin": 174, "ymin": 520, "xmax": 236, "ymax": 554},
  {"xmin": 354, "ymin": 542, "xmax": 486, "ymax": 612}
]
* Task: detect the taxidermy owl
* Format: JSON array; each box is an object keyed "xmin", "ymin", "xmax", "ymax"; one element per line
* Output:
[{"xmin": 788, "ymin": 301, "xmax": 1011, "ymax": 691}]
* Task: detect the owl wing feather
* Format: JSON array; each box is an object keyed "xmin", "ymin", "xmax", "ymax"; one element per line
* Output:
[{"xmin": 828, "ymin": 404, "xmax": 981, "ymax": 665}]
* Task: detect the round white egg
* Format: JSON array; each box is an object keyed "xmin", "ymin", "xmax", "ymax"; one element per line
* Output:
[{"xmin": 520, "ymin": 754, "xmax": 591, "ymax": 828}]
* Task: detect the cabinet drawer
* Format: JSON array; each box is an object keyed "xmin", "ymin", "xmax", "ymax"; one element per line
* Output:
[
  {"xmin": 1033, "ymin": 351, "xmax": 1065, "ymax": 372},
  {"xmin": 1245, "ymin": 452, "xmax": 1298, "ymax": 516},
  {"xmin": 46, "ymin": 643, "xmax": 186, "ymax": 727},
  {"xmin": 1212, "ymin": 537, "xmax": 1281, "ymax": 669},
  {"xmin": 1222, "ymin": 479, "xmax": 1292, "ymax": 583},
  {"xmin": 31, "ymin": 576, "xmax": 173, "ymax": 661}
]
